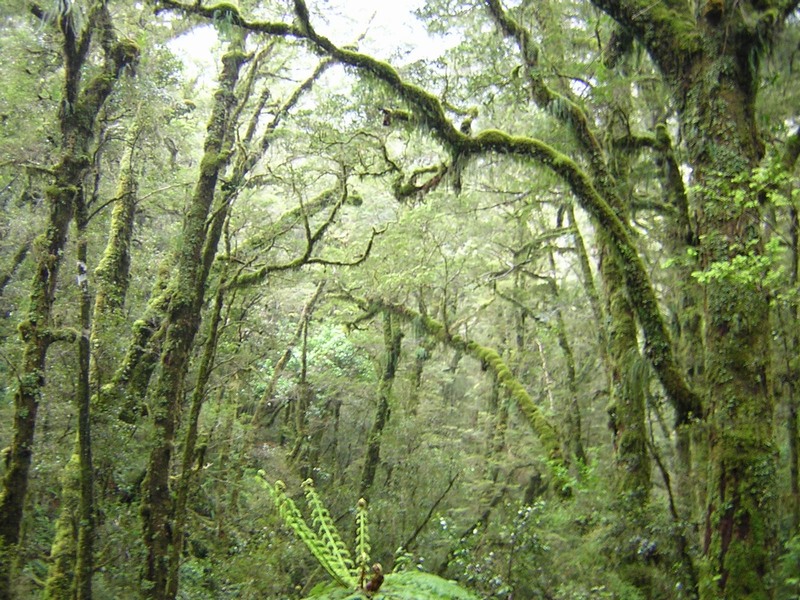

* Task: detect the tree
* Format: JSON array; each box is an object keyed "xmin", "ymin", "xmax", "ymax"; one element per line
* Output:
[{"xmin": 0, "ymin": 3, "xmax": 137, "ymax": 597}]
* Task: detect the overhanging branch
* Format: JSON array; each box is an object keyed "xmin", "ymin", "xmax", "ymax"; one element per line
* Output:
[
  {"xmin": 155, "ymin": 0, "xmax": 701, "ymax": 423},
  {"xmin": 340, "ymin": 293, "xmax": 572, "ymax": 496}
]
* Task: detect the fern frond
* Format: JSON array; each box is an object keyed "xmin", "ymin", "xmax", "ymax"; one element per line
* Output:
[
  {"xmin": 256, "ymin": 473, "xmax": 355, "ymax": 588},
  {"xmin": 354, "ymin": 497, "xmax": 371, "ymax": 581},
  {"xmin": 301, "ymin": 478, "xmax": 356, "ymax": 587}
]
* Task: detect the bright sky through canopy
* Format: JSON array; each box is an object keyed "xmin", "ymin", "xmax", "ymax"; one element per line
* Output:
[
  {"xmin": 169, "ymin": 0, "xmax": 454, "ymax": 85},
  {"xmin": 306, "ymin": 0, "xmax": 454, "ymax": 62}
]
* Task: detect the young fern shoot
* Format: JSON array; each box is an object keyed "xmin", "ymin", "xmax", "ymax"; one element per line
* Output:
[
  {"xmin": 257, "ymin": 473, "xmax": 357, "ymax": 589},
  {"xmin": 355, "ymin": 498, "xmax": 371, "ymax": 587}
]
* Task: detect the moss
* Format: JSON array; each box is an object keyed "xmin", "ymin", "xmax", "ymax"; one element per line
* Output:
[
  {"xmin": 44, "ymin": 183, "xmax": 79, "ymax": 203},
  {"xmin": 472, "ymin": 128, "xmax": 509, "ymax": 146},
  {"xmin": 370, "ymin": 298, "xmax": 570, "ymax": 494},
  {"xmin": 114, "ymin": 38, "xmax": 140, "ymax": 67},
  {"xmin": 43, "ymin": 454, "xmax": 80, "ymax": 600},
  {"xmin": 17, "ymin": 320, "xmax": 35, "ymax": 342},
  {"xmin": 199, "ymin": 150, "xmax": 232, "ymax": 176}
]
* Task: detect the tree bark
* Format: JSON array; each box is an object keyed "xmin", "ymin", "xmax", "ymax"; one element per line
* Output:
[
  {"xmin": 0, "ymin": 4, "xmax": 137, "ymax": 597},
  {"xmin": 165, "ymin": 282, "xmax": 225, "ymax": 600},
  {"xmin": 73, "ymin": 174, "xmax": 95, "ymax": 600},
  {"xmin": 359, "ymin": 312, "xmax": 403, "ymax": 498},
  {"xmin": 587, "ymin": 0, "xmax": 783, "ymax": 594},
  {"xmin": 139, "ymin": 34, "xmax": 245, "ymax": 600}
]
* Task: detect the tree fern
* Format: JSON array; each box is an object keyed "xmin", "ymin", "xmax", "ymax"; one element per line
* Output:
[
  {"xmin": 257, "ymin": 473, "xmax": 478, "ymax": 599},
  {"xmin": 301, "ymin": 478, "xmax": 356, "ymax": 586},
  {"xmin": 257, "ymin": 473, "xmax": 356, "ymax": 588},
  {"xmin": 354, "ymin": 498, "xmax": 370, "ymax": 583},
  {"xmin": 305, "ymin": 571, "xmax": 480, "ymax": 599}
]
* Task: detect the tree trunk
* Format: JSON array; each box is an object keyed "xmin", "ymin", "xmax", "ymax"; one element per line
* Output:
[
  {"xmin": 0, "ymin": 5, "xmax": 136, "ymax": 596},
  {"xmin": 165, "ymin": 282, "xmax": 226, "ymax": 600},
  {"xmin": 360, "ymin": 312, "xmax": 403, "ymax": 498},
  {"xmin": 685, "ymin": 68, "xmax": 775, "ymax": 600},
  {"xmin": 73, "ymin": 180, "xmax": 95, "ymax": 600},
  {"xmin": 786, "ymin": 206, "xmax": 800, "ymax": 534},
  {"xmin": 583, "ymin": 0, "xmax": 781, "ymax": 592},
  {"xmin": 139, "ymin": 35, "xmax": 245, "ymax": 600},
  {"xmin": 42, "ymin": 453, "xmax": 79, "ymax": 600}
]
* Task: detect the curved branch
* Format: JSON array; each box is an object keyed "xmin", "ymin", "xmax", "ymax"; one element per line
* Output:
[
  {"xmin": 342, "ymin": 293, "xmax": 572, "ymax": 496},
  {"xmin": 155, "ymin": 0, "xmax": 700, "ymax": 423},
  {"xmin": 460, "ymin": 129, "xmax": 700, "ymax": 423},
  {"xmin": 588, "ymin": 0, "xmax": 700, "ymax": 82},
  {"xmin": 227, "ymin": 189, "xmax": 380, "ymax": 289},
  {"xmin": 485, "ymin": 0, "xmax": 618, "ymax": 208}
]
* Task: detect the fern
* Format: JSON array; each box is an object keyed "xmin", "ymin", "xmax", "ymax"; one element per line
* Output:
[
  {"xmin": 301, "ymin": 478, "xmax": 356, "ymax": 587},
  {"xmin": 257, "ymin": 473, "xmax": 356, "ymax": 588},
  {"xmin": 306, "ymin": 571, "xmax": 480, "ymax": 599},
  {"xmin": 257, "ymin": 473, "xmax": 479, "ymax": 599},
  {"xmin": 354, "ymin": 498, "xmax": 370, "ymax": 582}
]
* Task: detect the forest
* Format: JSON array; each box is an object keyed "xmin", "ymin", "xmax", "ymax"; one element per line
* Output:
[{"xmin": 1, "ymin": 0, "xmax": 800, "ymax": 598}]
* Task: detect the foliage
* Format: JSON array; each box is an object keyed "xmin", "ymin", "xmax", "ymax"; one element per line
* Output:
[
  {"xmin": 305, "ymin": 571, "xmax": 479, "ymax": 600},
  {"xmin": 777, "ymin": 534, "xmax": 800, "ymax": 599},
  {"xmin": 258, "ymin": 474, "xmax": 478, "ymax": 599},
  {"xmin": 1, "ymin": 0, "xmax": 800, "ymax": 598},
  {"xmin": 258, "ymin": 475, "xmax": 357, "ymax": 588}
]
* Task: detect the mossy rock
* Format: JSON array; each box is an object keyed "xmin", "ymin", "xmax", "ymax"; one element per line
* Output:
[{"xmin": 304, "ymin": 571, "xmax": 479, "ymax": 600}]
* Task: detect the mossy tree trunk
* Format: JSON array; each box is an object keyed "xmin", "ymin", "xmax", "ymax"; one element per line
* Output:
[
  {"xmin": 781, "ymin": 197, "xmax": 800, "ymax": 535},
  {"xmin": 359, "ymin": 312, "xmax": 403, "ymax": 499},
  {"xmin": 42, "ymin": 453, "xmax": 80, "ymax": 600},
  {"xmin": 91, "ymin": 123, "xmax": 140, "ymax": 376},
  {"xmin": 0, "ymin": 4, "xmax": 137, "ymax": 598},
  {"xmin": 590, "ymin": 0, "xmax": 784, "ymax": 595},
  {"xmin": 165, "ymin": 281, "xmax": 226, "ymax": 600},
  {"xmin": 679, "ymin": 36, "xmax": 774, "ymax": 600},
  {"xmin": 45, "ymin": 119, "xmax": 142, "ymax": 600},
  {"xmin": 779, "ymin": 135, "xmax": 800, "ymax": 535},
  {"xmin": 139, "ymin": 34, "xmax": 245, "ymax": 600},
  {"xmin": 72, "ymin": 171, "xmax": 95, "ymax": 600}
]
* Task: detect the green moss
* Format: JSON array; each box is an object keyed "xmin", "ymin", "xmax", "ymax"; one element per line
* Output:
[
  {"xmin": 17, "ymin": 320, "xmax": 35, "ymax": 341},
  {"xmin": 44, "ymin": 183, "xmax": 79, "ymax": 203},
  {"xmin": 199, "ymin": 150, "xmax": 231, "ymax": 176},
  {"xmin": 114, "ymin": 38, "xmax": 141, "ymax": 66},
  {"xmin": 472, "ymin": 128, "xmax": 508, "ymax": 146},
  {"xmin": 43, "ymin": 453, "xmax": 80, "ymax": 600}
]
